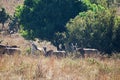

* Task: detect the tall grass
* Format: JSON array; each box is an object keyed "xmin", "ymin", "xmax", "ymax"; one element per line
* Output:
[{"xmin": 0, "ymin": 54, "xmax": 120, "ymax": 80}]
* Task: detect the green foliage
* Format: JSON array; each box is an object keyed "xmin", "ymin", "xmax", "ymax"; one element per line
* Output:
[
  {"xmin": 19, "ymin": 25, "xmax": 34, "ymax": 39},
  {"xmin": 52, "ymin": 32, "xmax": 67, "ymax": 49},
  {"xmin": 15, "ymin": 5, "xmax": 24, "ymax": 21},
  {"xmin": 83, "ymin": 0, "xmax": 106, "ymax": 11},
  {"xmin": 15, "ymin": 0, "xmax": 120, "ymax": 54},
  {"xmin": 26, "ymin": 47, "xmax": 31, "ymax": 54},
  {"xmin": 15, "ymin": 0, "xmax": 88, "ymax": 40},
  {"xmin": 117, "ymin": 0, "xmax": 120, "ymax": 3},
  {"xmin": 66, "ymin": 8, "xmax": 120, "ymax": 54},
  {"xmin": 0, "ymin": 8, "xmax": 9, "ymax": 29},
  {"xmin": 113, "ymin": 16, "xmax": 120, "ymax": 52},
  {"xmin": 66, "ymin": 10, "xmax": 96, "ymax": 47},
  {"xmin": 89, "ymin": 0, "xmax": 108, "ymax": 8}
]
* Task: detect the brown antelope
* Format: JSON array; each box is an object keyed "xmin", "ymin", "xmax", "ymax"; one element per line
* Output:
[
  {"xmin": 30, "ymin": 41, "xmax": 45, "ymax": 55},
  {"xmin": 77, "ymin": 48, "xmax": 99, "ymax": 58},
  {"xmin": 0, "ymin": 44, "xmax": 21, "ymax": 55},
  {"xmin": 43, "ymin": 47, "xmax": 66, "ymax": 58},
  {"xmin": 5, "ymin": 47, "xmax": 21, "ymax": 55},
  {"xmin": 0, "ymin": 44, "xmax": 6, "ymax": 55}
]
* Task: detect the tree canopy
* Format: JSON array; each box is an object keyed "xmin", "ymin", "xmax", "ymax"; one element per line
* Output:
[
  {"xmin": 15, "ymin": 0, "xmax": 120, "ymax": 54},
  {"xmin": 16, "ymin": 0, "xmax": 88, "ymax": 40},
  {"xmin": 66, "ymin": 0, "xmax": 120, "ymax": 54}
]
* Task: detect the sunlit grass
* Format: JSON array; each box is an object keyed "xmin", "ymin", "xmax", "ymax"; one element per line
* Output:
[{"xmin": 0, "ymin": 54, "xmax": 120, "ymax": 80}]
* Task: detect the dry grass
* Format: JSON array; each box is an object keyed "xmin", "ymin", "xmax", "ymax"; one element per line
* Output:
[
  {"xmin": 0, "ymin": 33, "xmax": 120, "ymax": 80},
  {"xmin": 0, "ymin": 0, "xmax": 24, "ymax": 15},
  {"xmin": 0, "ymin": 54, "xmax": 120, "ymax": 80},
  {"xmin": 0, "ymin": 33, "xmax": 31, "ymax": 55}
]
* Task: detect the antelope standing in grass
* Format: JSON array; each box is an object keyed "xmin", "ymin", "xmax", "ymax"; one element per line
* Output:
[
  {"xmin": 76, "ymin": 48, "xmax": 99, "ymax": 58},
  {"xmin": 0, "ymin": 44, "xmax": 21, "ymax": 55},
  {"xmin": 43, "ymin": 47, "xmax": 66, "ymax": 58},
  {"xmin": 70, "ymin": 43, "xmax": 99, "ymax": 58}
]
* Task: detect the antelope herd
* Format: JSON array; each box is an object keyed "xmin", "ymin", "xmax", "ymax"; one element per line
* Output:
[
  {"xmin": 0, "ymin": 41, "xmax": 100, "ymax": 58},
  {"xmin": 30, "ymin": 41, "xmax": 99, "ymax": 58}
]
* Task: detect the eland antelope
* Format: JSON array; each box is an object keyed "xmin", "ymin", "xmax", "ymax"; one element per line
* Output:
[
  {"xmin": 43, "ymin": 47, "xmax": 66, "ymax": 58},
  {"xmin": 0, "ymin": 44, "xmax": 21, "ymax": 55},
  {"xmin": 77, "ymin": 48, "xmax": 99, "ymax": 58}
]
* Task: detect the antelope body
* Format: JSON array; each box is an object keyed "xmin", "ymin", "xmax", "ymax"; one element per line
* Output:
[{"xmin": 0, "ymin": 44, "xmax": 20, "ymax": 55}]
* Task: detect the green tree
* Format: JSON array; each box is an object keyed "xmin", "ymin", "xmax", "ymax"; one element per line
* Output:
[
  {"xmin": 66, "ymin": 8, "xmax": 118, "ymax": 54},
  {"xmin": 113, "ymin": 16, "xmax": 120, "ymax": 52},
  {"xmin": 66, "ymin": 10, "xmax": 96, "ymax": 47},
  {"xmin": 89, "ymin": 0, "xmax": 108, "ymax": 7},
  {"xmin": 15, "ymin": 0, "xmax": 88, "ymax": 40},
  {"xmin": 0, "ymin": 8, "xmax": 9, "ymax": 30}
]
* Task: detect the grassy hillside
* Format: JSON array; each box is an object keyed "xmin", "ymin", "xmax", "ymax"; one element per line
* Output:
[
  {"xmin": 0, "ymin": 33, "xmax": 119, "ymax": 80},
  {"xmin": 0, "ymin": 1, "xmax": 120, "ymax": 80},
  {"xmin": 0, "ymin": 54, "xmax": 120, "ymax": 80},
  {"xmin": 0, "ymin": 32, "xmax": 120, "ymax": 80},
  {"xmin": 0, "ymin": 0, "xmax": 24, "ymax": 15}
]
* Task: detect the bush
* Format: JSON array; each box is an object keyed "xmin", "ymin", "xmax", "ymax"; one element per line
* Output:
[{"xmin": 66, "ymin": 9, "xmax": 120, "ymax": 54}]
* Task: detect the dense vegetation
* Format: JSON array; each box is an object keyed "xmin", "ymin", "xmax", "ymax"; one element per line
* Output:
[
  {"xmin": 0, "ymin": 8, "xmax": 9, "ymax": 29},
  {"xmin": 1, "ymin": 0, "xmax": 120, "ymax": 54},
  {"xmin": 15, "ymin": 0, "xmax": 88, "ymax": 39}
]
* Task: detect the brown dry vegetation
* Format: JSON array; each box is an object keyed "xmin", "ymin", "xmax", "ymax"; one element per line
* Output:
[
  {"xmin": 0, "ymin": 32, "xmax": 57, "ymax": 55},
  {"xmin": 0, "ymin": 0, "xmax": 24, "ymax": 15},
  {"xmin": 0, "ymin": 54, "xmax": 120, "ymax": 80},
  {"xmin": 0, "ymin": 33, "xmax": 120, "ymax": 80}
]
